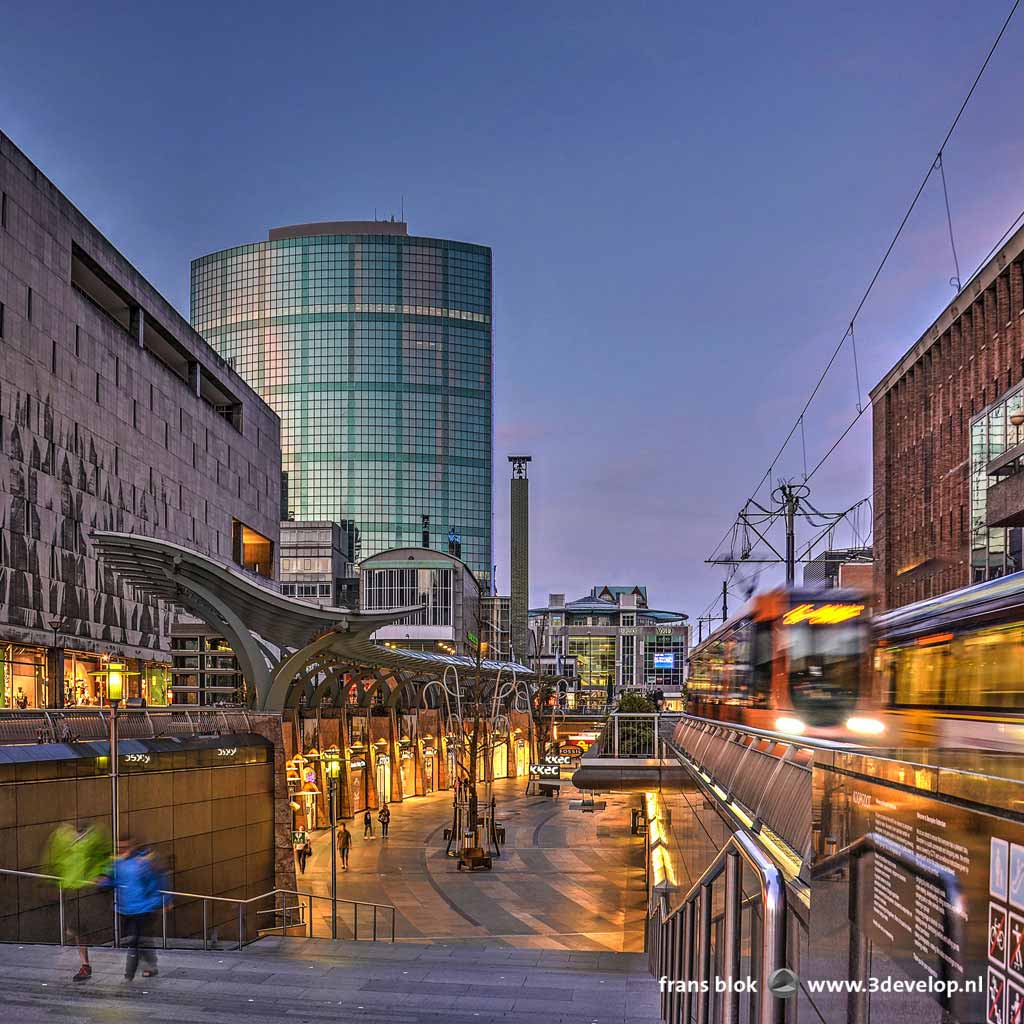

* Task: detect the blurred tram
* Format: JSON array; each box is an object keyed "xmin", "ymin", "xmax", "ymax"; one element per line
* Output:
[
  {"xmin": 686, "ymin": 587, "xmax": 875, "ymax": 739},
  {"xmin": 873, "ymin": 570, "xmax": 1024, "ymax": 749}
]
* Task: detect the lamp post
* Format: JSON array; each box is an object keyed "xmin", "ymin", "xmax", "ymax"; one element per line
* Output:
[
  {"xmin": 107, "ymin": 662, "xmax": 124, "ymax": 945},
  {"xmin": 323, "ymin": 749, "xmax": 341, "ymax": 939}
]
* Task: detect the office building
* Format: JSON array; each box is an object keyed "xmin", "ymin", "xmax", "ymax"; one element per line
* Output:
[
  {"xmin": 872, "ymin": 221, "xmax": 1024, "ymax": 609},
  {"xmin": 802, "ymin": 547, "xmax": 873, "ymax": 591},
  {"xmin": 191, "ymin": 220, "xmax": 493, "ymax": 584},
  {"xmin": 280, "ymin": 520, "xmax": 356, "ymax": 606},
  {"xmin": 530, "ymin": 586, "xmax": 687, "ymax": 708},
  {"xmin": 359, "ymin": 546, "xmax": 482, "ymax": 656},
  {"xmin": 0, "ymin": 131, "xmax": 280, "ymax": 707}
]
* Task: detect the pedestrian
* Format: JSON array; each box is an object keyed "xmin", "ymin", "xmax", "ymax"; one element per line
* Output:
[
  {"xmin": 42, "ymin": 823, "xmax": 111, "ymax": 982},
  {"xmin": 363, "ymin": 809, "xmax": 374, "ymax": 838},
  {"xmin": 338, "ymin": 823, "xmax": 352, "ymax": 869},
  {"xmin": 100, "ymin": 835, "xmax": 167, "ymax": 981},
  {"xmin": 378, "ymin": 804, "xmax": 391, "ymax": 838},
  {"xmin": 296, "ymin": 838, "xmax": 313, "ymax": 874}
]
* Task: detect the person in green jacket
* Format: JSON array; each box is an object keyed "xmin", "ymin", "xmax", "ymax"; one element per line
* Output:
[{"xmin": 42, "ymin": 824, "xmax": 111, "ymax": 982}]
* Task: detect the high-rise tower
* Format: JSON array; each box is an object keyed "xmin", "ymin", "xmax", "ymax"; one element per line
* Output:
[
  {"xmin": 508, "ymin": 455, "xmax": 531, "ymax": 664},
  {"xmin": 191, "ymin": 221, "xmax": 493, "ymax": 583}
]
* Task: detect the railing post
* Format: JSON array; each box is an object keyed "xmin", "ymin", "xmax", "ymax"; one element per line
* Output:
[
  {"xmin": 308, "ymin": 894, "xmax": 314, "ymax": 938},
  {"xmin": 848, "ymin": 855, "xmax": 869, "ymax": 1024},
  {"xmin": 681, "ymin": 901, "xmax": 695, "ymax": 1024},
  {"xmin": 695, "ymin": 882, "xmax": 712, "ymax": 1024},
  {"xmin": 391, "ymin": 907, "xmax": 396, "ymax": 943},
  {"xmin": 723, "ymin": 850, "xmax": 742, "ymax": 1024},
  {"xmin": 613, "ymin": 717, "xmax": 620, "ymax": 758},
  {"xmin": 373, "ymin": 905, "xmax": 377, "ymax": 941},
  {"xmin": 238, "ymin": 902, "xmax": 244, "ymax": 950},
  {"xmin": 58, "ymin": 888, "xmax": 65, "ymax": 946},
  {"xmin": 202, "ymin": 899, "xmax": 209, "ymax": 951},
  {"xmin": 354, "ymin": 901, "xmax": 358, "ymax": 941},
  {"xmin": 162, "ymin": 894, "xmax": 168, "ymax": 949}
]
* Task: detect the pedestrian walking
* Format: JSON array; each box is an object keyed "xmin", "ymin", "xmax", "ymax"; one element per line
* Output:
[
  {"xmin": 296, "ymin": 838, "xmax": 313, "ymax": 874},
  {"xmin": 338, "ymin": 823, "xmax": 352, "ymax": 869},
  {"xmin": 42, "ymin": 823, "xmax": 111, "ymax": 982},
  {"xmin": 101, "ymin": 835, "xmax": 167, "ymax": 981},
  {"xmin": 363, "ymin": 809, "xmax": 374, "ymax": 838},
  {"xmin": 378, "ymin": 804, "xmax": 391, "ymax": 838}
]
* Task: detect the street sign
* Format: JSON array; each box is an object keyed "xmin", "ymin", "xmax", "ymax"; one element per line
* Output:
[{"xmin": 290, "ymin": 830, "xmax": 307, "ymax": 848}]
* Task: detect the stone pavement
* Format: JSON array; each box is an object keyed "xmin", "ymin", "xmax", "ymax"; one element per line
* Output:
[
  {"xmin": 0, "ymin": 935, "xmax": 662, "ymax": 1023},
  {"xmin": 298, "ymin": 776, "xmax": 649, "ymax": 951}
]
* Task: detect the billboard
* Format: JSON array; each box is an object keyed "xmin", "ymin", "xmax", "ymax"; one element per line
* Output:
[{"xmin": 653, "ymin": 652, "xmax": 675, "ymax": 670}]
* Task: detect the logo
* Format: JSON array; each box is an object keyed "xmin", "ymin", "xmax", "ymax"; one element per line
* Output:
[
  {"xmin": 766, "ymin": 968, "xmax": 799, "ymax": 1000},
  {"xmin": 217, "ymin": 747, "xmax": 237, "ymax": 757}
]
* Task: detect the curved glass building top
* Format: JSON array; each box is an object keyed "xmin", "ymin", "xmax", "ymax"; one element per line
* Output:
[{"xmin": 190, "ymin": 221, "xmax": 493, "ymax": 582}]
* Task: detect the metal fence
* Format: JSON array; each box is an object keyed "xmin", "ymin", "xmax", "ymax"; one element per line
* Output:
[
  {"xmin": 588, "ymin": 713, "xmax": 683, "ymax": 759},
  {"xmin": 0, "ymin": 867, "xmax": 395, "ymax": 948},
  {"xmin": 665, "ymin": 717, "xmax": 813, "ymax": 860},
  {"xmin": 0, "ymin": 709, "xmax": 262, "ymax": 745},
  {"xmin": 647, "ymin": 830, "xmax": 787, "ymax": 1024}
]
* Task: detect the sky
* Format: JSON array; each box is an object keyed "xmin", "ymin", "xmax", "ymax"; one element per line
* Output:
[{"xmin": 3, "ymin": 1, "xmax": 1024, "ymax": 621}]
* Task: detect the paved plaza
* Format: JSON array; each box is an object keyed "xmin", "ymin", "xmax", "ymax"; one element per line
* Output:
[
  {"xmin": 299, "ymin": 777, "xmax": 649, "ymax": 951},
  {"xmin": 0, "ymin": 934, "xmax": 661, "ymax": 1024}
]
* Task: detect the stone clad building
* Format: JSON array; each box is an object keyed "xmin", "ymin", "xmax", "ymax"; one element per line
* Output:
[
  {"xmin": 871, "ymin": 221, "xmax": 1024, "ymax": 610},
  {"xmin": 0, "ymin": 131, "xmax": 280, "ymax": 706}
]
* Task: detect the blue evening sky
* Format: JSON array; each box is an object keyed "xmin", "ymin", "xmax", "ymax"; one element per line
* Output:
[{"xmin": 3, "ymin": 1, "xmax": 1023, "ymax": 620}]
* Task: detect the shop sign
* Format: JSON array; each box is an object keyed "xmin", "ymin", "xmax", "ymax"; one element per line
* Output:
[
  {"xmin": 422, "ymin": 746, "xmax": 437, "ymax": 756},
  {"xmin": 544, "ymin": 754, "xmax": 572, "ymax": 765},
  {"xmin": 400, "ymin": 749, "xmax": 414, "ymax": 760},
  {"xmin": 377, "ymin": 754, "xmax": 391, "ymax": 766},
  {"xmin": 349, "ymin": 758, "xmax": 366, "ymax": 769},
  {"xmin": 217, "ymin": 747, "xmax": 237, "ymax": 757},
  {"xmin": 560, "ymin": 745, "xmax": 584, "ymax": 757},
  {"xmin": 529, "ymin": 763, "xmax": 560, "ymax": 778},
  {"xmin": 123, "ymin": 753, "xmax": 151, "ymax": 765},
  {"xmin": 290, "ymin": 830, "xmax": 307, "ymax": 847}
]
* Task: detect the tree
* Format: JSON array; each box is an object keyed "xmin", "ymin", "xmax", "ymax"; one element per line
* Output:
[{"xmin": 617, "ymin": 691, "xmax": 656, "ymax": 713}]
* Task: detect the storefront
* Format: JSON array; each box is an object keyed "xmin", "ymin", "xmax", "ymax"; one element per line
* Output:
[
  {"xmin": 515, "ymin": 737, "xmax": 529, "ymax": 777},
  {"xmin": 422, "ymin": 745, "xmax": 438, "ymax": 792},
  {"xmin": 491, "ymin": 740, "xmax": 508, "ymax": 780},
  {"xmin": 349, "ymin": 754, "xmax": 369, "ymax": 814},
  {"xmin": 375, "ymin": 753, "xmax": 392, "ymax": 804},
  {"xmin": 0, "ymin": 644, "xmax": 171, "ymax": 708},
  {"xmin": 399, "ymin": 746, "xmax": 415, "ymax": 797}
]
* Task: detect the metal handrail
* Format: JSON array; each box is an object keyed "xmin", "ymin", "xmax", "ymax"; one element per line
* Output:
[
  {"xmin": 810, "ymin": 831, "xmax": 965, "ymax": 1024},
  {"xmin": 0, "ymin": 867, "xmax": 397, "ymax": 947},
  {"xmin": 0, "ymin": 708, "xmax": 259, "ymax": 745},
  {"xmin": 647, "ymin": 830, "xmax": 786, "ymax": 1024}
]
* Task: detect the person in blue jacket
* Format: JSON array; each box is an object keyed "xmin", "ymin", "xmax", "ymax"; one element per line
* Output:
[{"xmin": 101, "ymin": 836, "xmax": 167, "ymax": 980}]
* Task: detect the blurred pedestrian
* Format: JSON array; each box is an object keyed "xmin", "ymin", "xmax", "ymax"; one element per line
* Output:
[
  {"xmin": 42, "ymin": 823, "xmax": 111, "ymax": 982},
  {"xmin": 101, "ymin": 835, "xmax": 167, "ymax": 981},
  {"xmin": 378, "ymin": 804, "xmax": 391, "ymax": 838},
  {"xmin": 363, "ymin": 809, "xmax": 373, "ymax": 838},
  {"xmin": 296, "ymin": 838, "xmax": 313, "ymax": 874},
  {"xmin": 338, "ymin": 823, "xmax": 351, "ymax": 869}
]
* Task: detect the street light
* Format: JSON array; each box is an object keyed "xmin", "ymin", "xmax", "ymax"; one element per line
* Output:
[
  {"xmin": 107, "ymin": 662, "xmax": 124, "ymax": 946},
  {"xmin": 322, "ymin": 748, "xmax": 342, "ymax": 939}
]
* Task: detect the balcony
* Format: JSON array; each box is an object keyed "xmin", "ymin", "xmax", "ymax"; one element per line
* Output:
[{"xmin": 986, "ymin": 469, "xmax": 1024, "ymax": 527}]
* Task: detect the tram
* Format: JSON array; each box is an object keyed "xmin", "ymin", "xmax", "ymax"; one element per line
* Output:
[
  {"xmin": 873, "ymin": 570, "xmax": 1024, "ymax": 749},
  {"xmin": 687, "ymin": 586, "xmax": 875, "ymax": 739}
]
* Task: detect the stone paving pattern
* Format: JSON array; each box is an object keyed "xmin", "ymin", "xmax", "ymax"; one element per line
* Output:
[
  {"xmin": 0, "ymin": 777, "xmax": 659, "ymax": 1022},
  {"xmin": 299, "ymin": 777, "xmax": 649, "ymax": 951}
]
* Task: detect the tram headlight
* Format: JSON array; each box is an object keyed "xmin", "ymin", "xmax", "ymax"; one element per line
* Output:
[
  {"xmin": 775, "ymin": 716, "xmax": 806, "ymax": 736},
  {"xmin": 846, "ymin": 716, "xmax": 885, "ymax": 736}
]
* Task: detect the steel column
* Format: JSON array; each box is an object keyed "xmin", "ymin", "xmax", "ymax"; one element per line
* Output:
[{"xmin": 723, "ymin": 850, "xmax": 742, "ymax": 1024}]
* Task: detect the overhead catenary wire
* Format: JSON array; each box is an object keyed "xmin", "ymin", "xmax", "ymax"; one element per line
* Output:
[{"xmin": 705, "ymin": 0, "xmax": 1021, "ymax": 567}]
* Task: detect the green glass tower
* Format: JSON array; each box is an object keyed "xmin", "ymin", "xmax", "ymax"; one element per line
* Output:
[{"xmin": 191, "ymin": 221, "xmax": 493, "ymax": 583}]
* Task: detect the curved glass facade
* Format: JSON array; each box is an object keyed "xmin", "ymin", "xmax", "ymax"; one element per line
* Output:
[{"xmin": 190, "ymin": 224, "xmax": 493, "ymax": 582}]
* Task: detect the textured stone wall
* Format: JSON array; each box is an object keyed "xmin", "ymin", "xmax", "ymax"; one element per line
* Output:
[{"xmin": 0, "ymin": 131, "xmax": 281, "ymax": 662}]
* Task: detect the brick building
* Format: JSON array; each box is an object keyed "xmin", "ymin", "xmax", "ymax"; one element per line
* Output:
[{"xmin": 871, "ymin": 221, "xmax": 1024, "ymax": 610}]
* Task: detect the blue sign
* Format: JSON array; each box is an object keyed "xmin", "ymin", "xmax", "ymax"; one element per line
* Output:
[{"xmin": 653, "ymin": 652, "xmax": 675, "ymax": 670}]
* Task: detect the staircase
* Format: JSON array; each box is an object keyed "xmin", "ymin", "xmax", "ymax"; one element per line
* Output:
[{"xmin": 0, "ymin": 935, "xmax": 661, "ymax": 1023}]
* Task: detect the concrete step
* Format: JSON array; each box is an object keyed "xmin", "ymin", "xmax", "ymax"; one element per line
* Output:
[{"xmin": 0, "ymin": 936, "xmax": 662, "ymax": 1023}]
